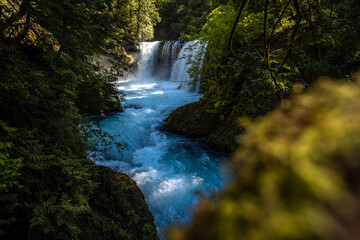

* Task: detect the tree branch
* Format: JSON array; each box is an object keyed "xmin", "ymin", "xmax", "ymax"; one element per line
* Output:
[
  {"xmin": 274, "ymin": 0, "xmax": 303, "ymax": 79},
  {"xmin": 228, "ymin": 0, "xmax": 249, "ymax": 57},
  {"xmin": 264, "ymin": 0, "xmax": 283, "ymax": 95}
]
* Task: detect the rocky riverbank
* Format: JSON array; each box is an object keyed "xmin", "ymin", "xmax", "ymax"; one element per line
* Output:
[
  {"xmin": 162, "ymin": 95, "xmax": 243, "ymax": 152},
  {"xmin": 80, "ymin": 165, "xmax": 158, "ymax": 240}
]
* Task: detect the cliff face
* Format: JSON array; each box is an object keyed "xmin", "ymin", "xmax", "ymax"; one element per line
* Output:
[{"xmin": 80, "ymin": 166, "xmax": 158, "ymax": 240}]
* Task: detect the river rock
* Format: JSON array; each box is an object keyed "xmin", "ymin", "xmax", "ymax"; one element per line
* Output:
[
  {"xmin": 76, "ymin": 92, "xmax": 124, "ymax": 116},
  {"xmin": 163, "ymin": 95, "xmax": 244, "ymax": 152},
  {"xmin": 104, "ymin": 94, "xmax": 124, "ymax": 114},
  {"xmin": 79, "ymin": 166, "xmax": 158, "ymax": 240},
  {"xmin": 163, "ymin": 98, "xmax": 219, "ymax": 137}
]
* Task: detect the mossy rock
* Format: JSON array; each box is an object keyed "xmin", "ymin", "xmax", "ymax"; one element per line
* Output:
[
  {"xmin": 163, "ymin": 95, "xmax": 242, "ymax": 152},
  {"xmin": 80, "ymin": 166, "xmax": 158, "ymax": 240},
  {"xmin": 164, "ymin": 98, "xmax": 219, "ymax": 137},
  {"xmin": 104, "ymin": 94, "xmax": 124, "ymax": 114}
]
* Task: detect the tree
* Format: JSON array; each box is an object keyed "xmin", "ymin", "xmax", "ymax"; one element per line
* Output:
[
  {"xmin": 130, "ymin": 0, "xmax": 160, "ymax": 40},
  {"xmin": 0, "ymin": 0, "xmax": 142, "ymax": 238}
]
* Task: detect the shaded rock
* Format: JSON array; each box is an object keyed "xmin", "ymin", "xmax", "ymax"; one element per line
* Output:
[
  {"xmin": 76, "ymin": 91, "xmax": 124, "ymax": 116},
  {"xmin": 80, "ymin": 166, "xmax": 158, "ymax": 240},
  {"xmin": 163, "ymin": 98, "xmax": 219, "ymax": 138},
  {"xmin": 104, "ymin": 94, "xmax": 124, "ymax": 114},
  {"xmin": 163, "ymin": 96, "xmax": 242, "ymax": 152}
]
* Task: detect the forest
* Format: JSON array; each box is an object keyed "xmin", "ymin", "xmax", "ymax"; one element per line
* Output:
[{"xmin": 0, "ymin": 0, "xmax": 359, "ymax": 239}]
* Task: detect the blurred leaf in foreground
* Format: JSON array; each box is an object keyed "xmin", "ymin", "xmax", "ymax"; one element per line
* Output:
[{"xmin": 169, "ymin": 75, "xmax": 360, "ymax": 240}]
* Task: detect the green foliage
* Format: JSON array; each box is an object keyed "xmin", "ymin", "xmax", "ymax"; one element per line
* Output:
[
  {"xmin": 155, "ymin": 0, "xmax": 216, "ymax": 40},
  {"xmin": 132, "ymin": 0, "xmax": 161, "ymax": 40},
  {"xmin": 169, "ymin": 77, "xmax": 360, "ymax": 240},
  {"xmin": 165, "ymin": 0, "xmax": 360, "ymax": 150},
  {"xmin": 0, "ymin": 121, "xmax": 23, "ymax": 235},
  {"xmin": 80, "ymin": 122, "xmax": 127, "ymax": 153},
  {"xmin": 197, "ymin": 5, "xmax": 237, "ymax": 56},
  {"xmin": 0, "ymin": 41, "xmax": 96, "ymax": 238},
  {"xmin": 0, "ymin": 0, "xmax": 156, "ymax": 238},
  {"xmin": 0, "ymin": 121, "xmax": 23, "ymax": 192},
  {"xmin": 189, "ymin": 0, "xmax": 360, "ymax": 99}
]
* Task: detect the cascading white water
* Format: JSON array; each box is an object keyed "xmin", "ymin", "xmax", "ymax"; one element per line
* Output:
[
  {"xmin": 152, "ymin": 40, "xmax": 185, "ymax": 80},
  {"xmin": 170, "ymin": 40, "xmax": 206, "ymax": 92},
  {"xmin": 137, "ymin": 41, "xmax": 160, "ymax": 80},
  {"xmin": 170, "ymin": 41, "xmax": 183, "ymax": 65},
  {"xmin": 89, "ymin": 41, "xmax": 225, "ymax": 239}
]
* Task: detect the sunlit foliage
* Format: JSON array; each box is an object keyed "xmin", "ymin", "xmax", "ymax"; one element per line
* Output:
[
  {"xmin": 169, "ymin": 76, "xmax": 360, "ymax": 240},
  {"xmin": 179, "ymin": 0, "xmax": 360, "ymax": 150},
  {"xmin": 132, "ymin": 0, "xmax": 161, "ymax": 40}
]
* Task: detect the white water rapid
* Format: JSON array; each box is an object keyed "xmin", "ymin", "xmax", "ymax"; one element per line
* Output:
[{"xmin": 89, "ymin": 41, "xmax": 225, "ymax": 239}]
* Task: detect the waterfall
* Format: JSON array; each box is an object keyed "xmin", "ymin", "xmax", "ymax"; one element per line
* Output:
[
  {"xmin": 169, "ymin": 40, "xmax": 206, "ymax": 92},
  {"xmin": 141, "ymin": 40, "xmax": 204, "ymax": 92},
  {"xmin": 90, "ymin": 40, "xmax": 224, "ymax": 240},
  {"xmin": 137, "ymin": 41, "xmax": 160, "ymax": 80}
]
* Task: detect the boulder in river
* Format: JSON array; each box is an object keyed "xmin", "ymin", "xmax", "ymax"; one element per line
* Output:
[
  {"xmin": 162, "ymin": 95, "xmax": 242, "ymax": 152},
  {"xmin": 80, "ymin": 166, "xmax": 158, "ymax": 240}
]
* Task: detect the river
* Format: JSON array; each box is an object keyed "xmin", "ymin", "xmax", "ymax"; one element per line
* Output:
[{"xmin": 89, "ymin": 41, "xmax": 226, "ymax": 239}]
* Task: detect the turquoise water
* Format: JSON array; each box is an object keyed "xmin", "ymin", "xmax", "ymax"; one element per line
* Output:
[{"xmin": 89, "ymin": 42, "xmax": 226, "ymax": 238}]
